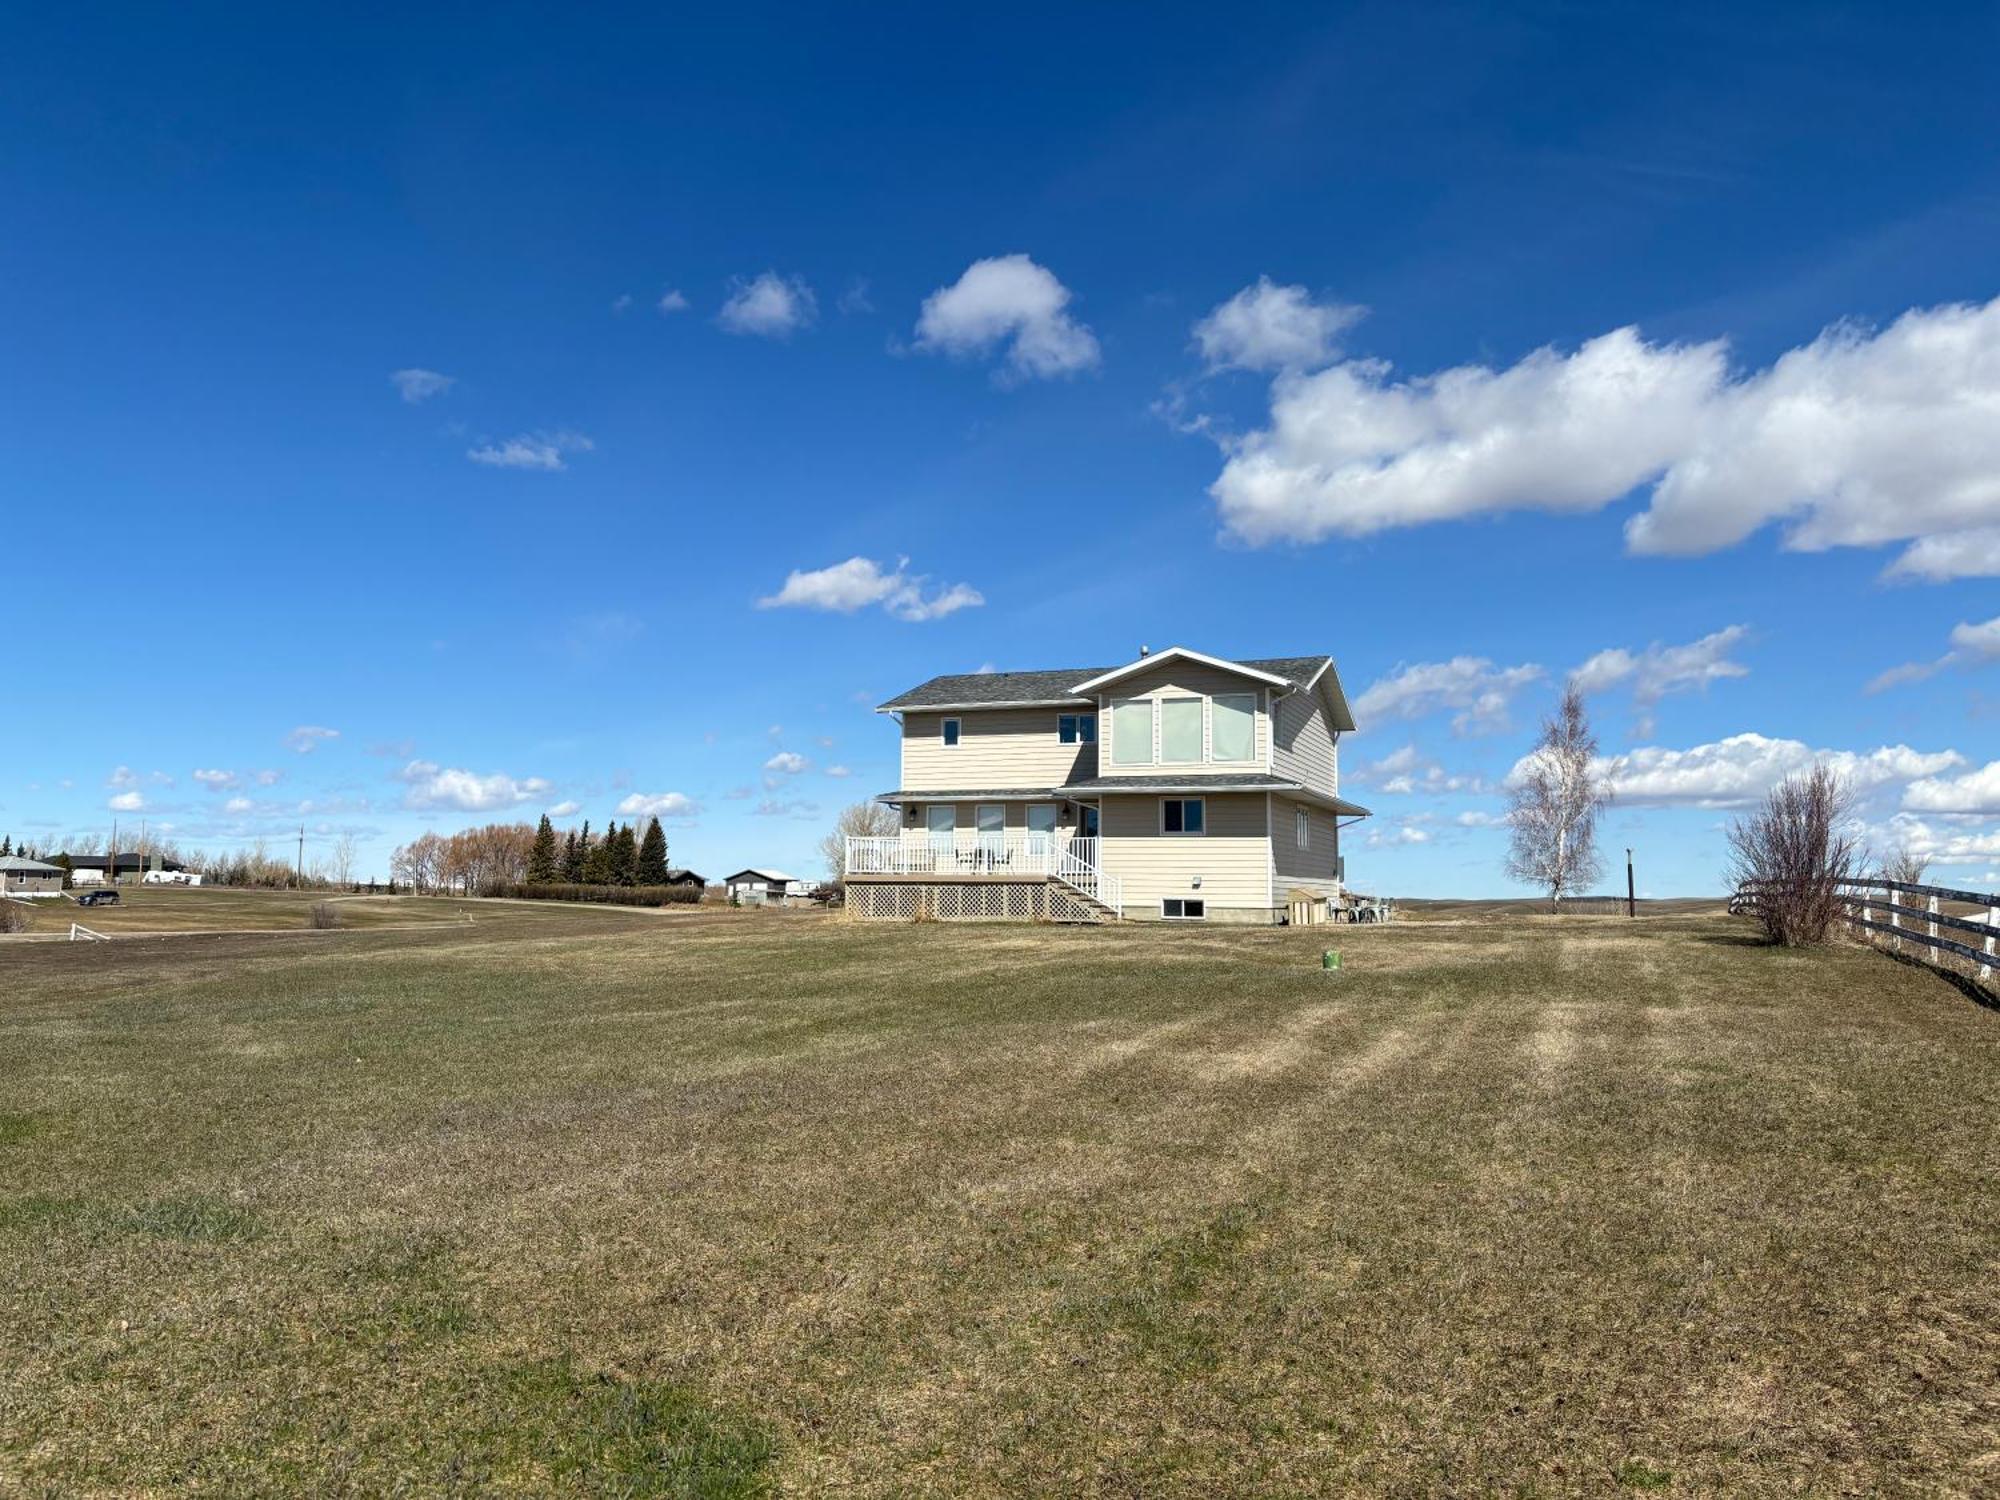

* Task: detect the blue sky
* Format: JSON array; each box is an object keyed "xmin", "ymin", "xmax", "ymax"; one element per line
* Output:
[{"xmin": 5, "ymin": 2, "xmax": 1998, "ymax": 894}]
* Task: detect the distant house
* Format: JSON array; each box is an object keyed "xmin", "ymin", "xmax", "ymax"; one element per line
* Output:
[
  {"xmin": 0, "ymin": 856, "xmax": 66, "ymax": 898},
  {"xmin": 56, "ymin": 853, "xmax": 189, "ymax": 886},
  {"xmin": 724, "ymin": 868, "xmax": 810, "ymax": 906},
  {"xmin": 662, "ymin": 867, "xmax": 706, "ymax": 889}
]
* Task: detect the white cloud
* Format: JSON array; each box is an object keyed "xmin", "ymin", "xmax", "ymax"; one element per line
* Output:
[
  {"xmin": 1352, "ymin": 657, "xmax": 1544, "ymax": 735},
  {"xmin": 1211, "ymin": 296, "xmax": 2000, "ymax": 583},
  {"xmin": 1571, "ymin": 733, "xmax": 1966, "ymax": 809},
  {"xmin": 616, "ymin": 791, "xmax": 700, "ymax": 819},
  {"xmin": 285, "ymin": 726, "xmax": 340, "ymax": 754},
  {"xmin": 107, "ymin": 765, "xmax": 137, "ymax": 788},
  {"xmin": 466, "ymin": 430, "xmax": 594, "ymax": 471},
  {"xmin": 914, "ymin": 254, "xmax": 1100, "ymax": 382},
  {"xmin": 1366, "ymin": 820, "xmax": 1432, "ymax": 848},
  {"xmin": 718, "ymin": 272, "xmax": 816, "ymax": 337},
  {"xmin": 1867, "ymin": 613, "xmax": 2000, "ymax": 692},
  {"xmin": 657, "ymin": 288, "xmax": 689, "ymax": 314},
  {"xmin": 825, "ymin": 764, "xmax": 852, "ymax": 778},
  {"xmin": 1868, "ymin": 813, "xmax": 2000, "ymax": 867},
  {"xmin": 757, "ymin": 556, "xmax": 984, "ymax": 622},
  {"xmin": 192, "ymin": 768, "xmax": 238, "ymax": 791},
  {"xmin": 224, "ymin": 796, "xmax": 254, "ymax": 814},
  {"xmin": 108, "ymin": 791, "xmax": 145, "ymax": 813},
  {"xmin": 764, "ymin": 751, "xmax": 809, "ymax": 775},
  {"xmin": 1455, "ymin": 809, "xmax": 1511, "ymax": 828},
  {"xmin": 1903, "ymin": 760, "xmax": 2000, "ymax": 816},
  {"xmin": 546, "ymin": 799, "xmax": 581, "ymax": 817},
  {"xmin": 393, "ymin": 760, "xmax": 552, "ymax": 812},
  {"xmin": 390, "ymin": 368, "xmax": 454, "ymax": 403},
  {"xmin": 254, "ymin": 768, "xmax": 282, "ymax": 786},
  {"xmin": 1193, "ymin": 278, "xmax": 1363, "ymax": 372},
  {"xmin": 1572, "ymin": 625, "xmax": 1750, "ymax": 734},
  {"xmin": 1350, "ymin": 743, "xmax": 1489, "ymax": 795}
]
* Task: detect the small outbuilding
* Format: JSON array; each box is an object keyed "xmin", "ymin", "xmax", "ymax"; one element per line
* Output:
[
  {"xmin": 0, "ymin": 856, "xmax": 66, "ymax": 898},
  {"xmin": 662, "ymin": 867, "xmax": 706, "ymax": 889},
  {"xmin": 723, "ymin": 868, "xmax": 810, "ymax": 906}
]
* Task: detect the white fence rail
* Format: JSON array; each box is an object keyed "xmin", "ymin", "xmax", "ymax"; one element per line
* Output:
[
  {"xmin": 68, "ymin": 923, "xmax": 108, "ymax": 943},
  {"xmin": 846, "ymin": 833, "xmax": 1123, "ymax": 919},
  {"xmin": 1733, "ymin": 876, "xmax": 1998, "ymax": 981}
]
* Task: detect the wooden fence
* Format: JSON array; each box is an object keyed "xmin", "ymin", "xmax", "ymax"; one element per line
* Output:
[{"xmin": 1732, "ymin": 876, "xmax": 1999, "ymax": 982}]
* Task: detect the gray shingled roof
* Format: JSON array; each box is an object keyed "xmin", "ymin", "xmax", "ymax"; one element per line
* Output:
[
  {"xmin": 0, "ymin": 856, "xmax": 62, "ymax": 872},
  {"xmin": 872, "ymin": 787, "xmax": 1065, "ymax": 803},
  {"xmin": 879, "ymin": 654, "xmax": 1334, "ymax": 711}
]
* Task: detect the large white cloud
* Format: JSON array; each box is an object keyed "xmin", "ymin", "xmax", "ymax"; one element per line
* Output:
[
  {"xmin": 1566, "ymin": 732, "xmax": 1965, "ymax": 809},
  {"xmin": 1211, "ymin": 296, "xmax": 2000, "ymax": 582},
  {"xmin": 1352, "ymin": 657, "xmax": 1545, "ymax": 735},
  {"xmin": 1903, "ymin": 760, "xmax": 2000, "ymax": 816},
  {"xmin": 914, "ymin": 255, "xmax": 1100, "ymax": 382},
  {"xmin": 718, "ymin": 272, "xmax": 816, "ymax": 338},
  {"xmin": 394, "ymin": 760, "xmax": 552, "ymax": 812},
  {"xmin": 757, "ymin": 556, "xmax": 983, "ymax": 622},
  {"xmin": 1194, "ymin": 278, "xmax": 1363, "ymax": 372},
  {"xmin": 1870, "ymin": 814, "xmax": 2000, "ymax": 867}
]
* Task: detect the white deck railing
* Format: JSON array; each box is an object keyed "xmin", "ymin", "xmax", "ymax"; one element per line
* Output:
[{"xmin": 845, "ymin": 833, "xmax": 1122, "ymax": 918}]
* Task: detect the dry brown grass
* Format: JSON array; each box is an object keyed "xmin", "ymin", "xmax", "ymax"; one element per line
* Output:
[{"xmin": 1, "ymin": 908, "xmax": 1995, "ymax": 1495}]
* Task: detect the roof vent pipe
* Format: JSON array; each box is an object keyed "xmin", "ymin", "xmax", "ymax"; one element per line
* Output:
[{"xmin": 1139, "ymin": 644, "xmax": 1150, "ymax": 656}]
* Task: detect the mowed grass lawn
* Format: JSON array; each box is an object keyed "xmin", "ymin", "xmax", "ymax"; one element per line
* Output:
[{"xmin": 1, "ymin": 909, "xmax": 1995, "ymax": 1496}]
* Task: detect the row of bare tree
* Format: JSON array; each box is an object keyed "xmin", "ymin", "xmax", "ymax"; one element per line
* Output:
[{"xmin": 390, "ymin": 825, "xmax": 539, "ymax": 894}]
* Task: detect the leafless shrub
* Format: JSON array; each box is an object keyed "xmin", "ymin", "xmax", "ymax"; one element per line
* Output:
[
  {"xmin": 1727, "ymin": 764, "xmax": 1858, "ymax": 947},
  {"xmin": 307, "ymin": 901, "xmax": 341, "ymax": 930},
  {"xmin": 0, "ymin": 904, "xmax": 28, "ymax": 934},
  {"xmin": 1878, "ymin": 843, "xmax": 1929, "ymax": 888}
]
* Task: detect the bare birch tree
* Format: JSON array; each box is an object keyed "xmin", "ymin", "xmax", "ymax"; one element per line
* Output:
[
  {"xmin": 819, "ymin": 800, "xmax": 900, "ymax": 878},
  {"xmin": 1505, "ymin": 681, "xmax": 1608, "ymax": 908}
]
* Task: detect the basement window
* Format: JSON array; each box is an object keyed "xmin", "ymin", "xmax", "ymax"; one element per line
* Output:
[{"xmin": 1162, "ymin": 898, "xmax": 1206, "ymax": 920}]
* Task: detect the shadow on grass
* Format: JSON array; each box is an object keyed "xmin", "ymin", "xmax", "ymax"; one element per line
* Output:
[{"xmin": 0, "ymin": 1192, "xmax": 264, "ymax": 1242}]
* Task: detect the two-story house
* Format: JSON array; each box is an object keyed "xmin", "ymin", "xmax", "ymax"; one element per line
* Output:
[{"xmin": 845, "ymin": 646, "xmax": 1369, "ymax": 923}]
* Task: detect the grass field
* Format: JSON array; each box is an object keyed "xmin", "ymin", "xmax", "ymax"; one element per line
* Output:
[
  {"xmin": 2, "ymin": 908, "xmax": 1995, "ymax": 1495},
  {"xmin": 2, "ymin": 885, "xmax": 697, "ymax": 935}
]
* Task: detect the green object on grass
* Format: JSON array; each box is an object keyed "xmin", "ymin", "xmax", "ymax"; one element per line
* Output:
[{"xmin": 1322, "ymin": 949, "xmax": 1341, "ymax": 971}]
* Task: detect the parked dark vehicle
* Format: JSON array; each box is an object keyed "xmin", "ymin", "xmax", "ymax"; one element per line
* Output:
[{"xmin": 76, "ymin": 889, "xmax": 120, "ymax": 907}]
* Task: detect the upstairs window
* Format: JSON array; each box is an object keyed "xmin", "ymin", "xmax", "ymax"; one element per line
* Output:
[
  {"xmin": 1160, "ymin": 698, "xmax": 1203, "ymax": 763},
  {"xmin": 941, "ymin": 718, "xmax": 961, "ymax": 747},
  {"xmin": 1111, "ymin": 699, "xmax": 1152, "ymax": 765},
  {"xmin": 1296, "ymin": 807, "xmax": 1310, "ymax": 849},
  {"xmin": 1212, "ymin": 693, "xmax": 1256, "ymax": 762},
  {"xmin": 1161, "ymin": 797, "xmax": 1205, "ymax": 836},
  {"xmin": 1058, "ymin": 713, "xmax": 1097, "ymax": 745}
]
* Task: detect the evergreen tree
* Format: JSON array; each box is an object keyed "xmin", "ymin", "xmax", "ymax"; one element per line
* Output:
[
  {"xmin": 561, "ymin": 829, "xmax": 581, "ymax": 882},
  {"xmin": 637, "ymin": 817, "xmax": 669, "ymax": 884},
  {"xmin": 527, "ymin": 815, "xmax": 558, "ymax": 883},
  {"xmin": 582, "ymin": 822, "xmax": 612, "ymax": 884},
  {"xmin": 1, "ymin": 835, "xmax": 11, "ymax": 856},
  {"xmin": 614, "ymin": 823, "xmax": 640, "ymax": 886},
  {"xmin": 55, "ymin": 853, "xmax": 72, "ymax": 891}
]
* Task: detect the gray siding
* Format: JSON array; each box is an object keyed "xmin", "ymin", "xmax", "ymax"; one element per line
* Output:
[
  {"xmin": 1271, "ymin": 794, "xmax": 1341, "ymax": 897},
  {"xmin": 1271, "ymin": 686, "xmax": 1338, "ymax": 794}
]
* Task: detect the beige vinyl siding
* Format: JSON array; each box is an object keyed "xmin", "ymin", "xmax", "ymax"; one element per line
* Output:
[
  {"xmin": 1271, "ymin": 687, "xmax": 1337, "ymax": 794},
  {"xmin": 1098, "ymin": 792, "xmax": 1273, "ymax": 918},
  {"xmin": 1271, "ymin": 795, "xmax": 1341, "ymax": 897},
  {"xmin": 1096, "ymin": 661, "xmax": 1268, "ymax": 778},
  {"xmin": 900, "ymin": 709, "xmax": 1097, "ymax": 790}
]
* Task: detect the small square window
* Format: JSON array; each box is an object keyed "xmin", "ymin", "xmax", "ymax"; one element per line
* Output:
[
  {"xmin": 1058, "ymin": 713, "xmax": 1098, "ymax": 745},
  {"xmin": 1162, "ymin": 898, "xmax": 1206, "ymax": 919},
  {"xmin": 1162, "ymin": 797, "xmax": 1205, "ymax": 835},
  {"xmin": 941, "ymin": 718, "xmax": 961, "ymax": 747}
]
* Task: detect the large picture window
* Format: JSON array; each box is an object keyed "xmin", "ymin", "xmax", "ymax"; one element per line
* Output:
[
  {"xmin": 1212, "ymin": 693, "xmax": 1255, "ymax": 762},
  {"xmin": 1111, "ymin": 699, "xmax": 1152, "ymax": 765},
  {"xmin": 1159, "ymin": 698, "xmax": 1202, "ymax": 763}
]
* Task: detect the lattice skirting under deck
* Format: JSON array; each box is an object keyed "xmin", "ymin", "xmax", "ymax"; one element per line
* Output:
[{"xmin": 846, "ymin": 880, "xmax": 1107, "ymax": 923}]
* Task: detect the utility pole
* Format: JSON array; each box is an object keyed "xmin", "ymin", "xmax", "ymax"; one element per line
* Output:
[
  {"xmin": 1626, "ymin": 847, "xmax": 1636, "ymax": 919},
  {"xmin": 296, "ymin": 825, "xmax": 305, "ymax": 885}
]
